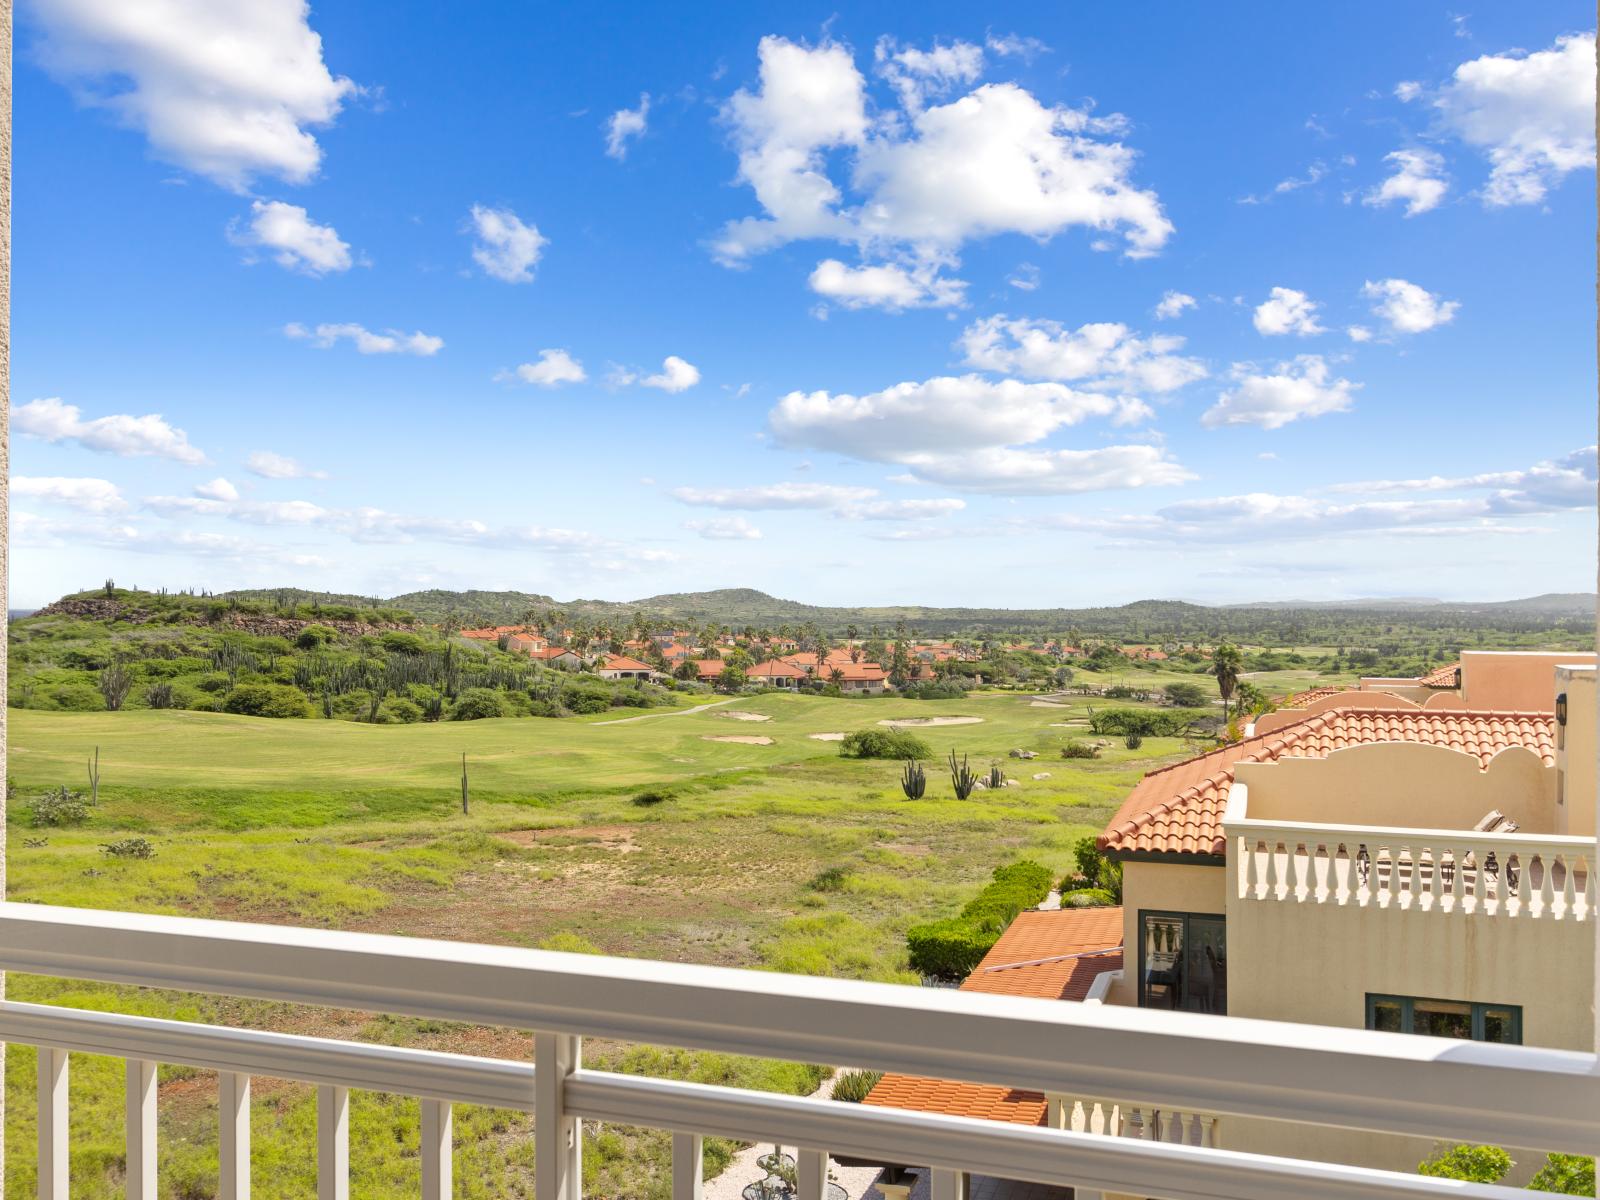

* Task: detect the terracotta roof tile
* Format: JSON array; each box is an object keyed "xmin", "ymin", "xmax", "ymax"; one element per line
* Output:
[
  {"xmin": 749, "ymin": 659, "xmax": 807, "ymax": 678},
  {"xmin": 862, "ymin": 1076, "xmax": 1047, "ymax": 1125},
  {"xmin": 1280, "ymin": 685, "xmax": 1344, "ymax": 708},
  {"xmin": 1099, "ymin": 707, "xmax": 1556, "ymax": 858},
  {"xmin": 1419, "ymin": 662, "xmax": 1463, "ymax": 689},
  {"xmin": 597, "ymin": 655, "xmax": 653, "ymax": 672}
]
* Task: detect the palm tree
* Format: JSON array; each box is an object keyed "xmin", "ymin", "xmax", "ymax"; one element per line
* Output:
[{"xmin": 1212, "ymin": 642, "xmax": 1244, "ymax": 722}]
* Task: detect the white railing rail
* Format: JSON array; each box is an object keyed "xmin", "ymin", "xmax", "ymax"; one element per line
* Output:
[
  {"xmin": 1228, "ymin": 817, "xmax": 1595, "ymax": 919},
  {"xmin": 0, "ymin": 902, "xmax": 1591, "ymax": 1200}
]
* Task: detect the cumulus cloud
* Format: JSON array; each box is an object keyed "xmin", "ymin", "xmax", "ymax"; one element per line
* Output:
[
  {"xmin": 958, "ymin": 315, "xmax": 1205, "ymax": 394},
  {"xmin": 467, "ymin": 204, "xmax": 547, "ymax": 283},
  {"xmin": 246, "ymin": 450, "xmax": 327, "ymax": 480},
  {"xmin": 15, "ymin": 397, "xmax": 206, "ymax": 464},
  {"xmin": 229, "ymin": 200, "xmax": 352, "ymax": 274},
  {"xmin": 1252, "ymin": 287, "xmax": 1326, "ymax": 336},
  {"xmin": 284, "ymin": 322, "xmax": 443, "ymax": 356},
  {"xmin": 1436, "ymin": 32, "xmax": 1596, "ymax": 206},
  {"xmin": 502, "ymin": 349, "xmax": 586, "ymax": 387},
  {"xmin": 605, "ymin": 93, "xmax": 650, "ymax": 159},
  {"xmin": 1202, "ymin": 356, "xmax": 1358, "ymax": 430},
  {"xmin": 905, "ymin": 445, "xmax": 1194, "ymax": 495},
  {"xmin": 1327, "ymin": 445, "xmax": 1595, "ymax": 513},
  {"xmin": 1361, "ymin": 278, "xmax": 1460, "ymax": 334},
  {"xmin": 12, "ymin": 476, "xmax": 127, "ymax": 513},
  {"xmin": 1395, "ymin": 80, "xmax": 1423, "ymax": 102},
  {"xmin": 1347, "ymin": 325, "xmax": 1373, "ymax": 343},
  {"xmin": 28, "ymin": 0, "xmax": 355, "ymax": 190},
  {"xmin": 685, "ymin": 516, "xmax": 763, "ymax": 540},
  {"xmin": 641, "ymin": 355, "xmax": 701, "ymax": 392},
  {"xmin": 839, "ymin": 497, "xmax": 966, "ymax": 520},
  {"xmin": 671, "ymin": 482, "xmax": 879, "ymax": 510},
  {"xmin": 194, "ymin": 477, "xmax": 239, "ymax": 501},
  {"xmin": 12, "ymin": 511, "xmax": 335, "ymax": 567},
  {"xmin": 713, "ymin": 36, "xmax": 1172, "ymax": 303},
  {"xmin": 808, "ymin": 259, "xmax": 966, "ymax": 310},
  {"xmin": 985, "ymin": 32, "xmax": 1049, "ymax": 61},
  {"xmin": 1154, "ymin": 290, "xmax": 1196, "ymax": 320},
  {"xmin": 1364, "ymin": 148, "xmax": 1449, "ymax": 216}
]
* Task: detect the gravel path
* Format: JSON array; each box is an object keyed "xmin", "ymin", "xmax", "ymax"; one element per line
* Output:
[
  {"xmin": 591, "ymin": 698, "xmax": 739, "ymax": 725},
  {"xmin": 703, "ymin": 1073, "xmax": 885, "ymax": 1200}
]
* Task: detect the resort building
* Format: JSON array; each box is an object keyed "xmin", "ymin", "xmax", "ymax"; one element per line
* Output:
[{"xmin": 593, "ymin": 654, "xmax": 658, "ymax": 681}]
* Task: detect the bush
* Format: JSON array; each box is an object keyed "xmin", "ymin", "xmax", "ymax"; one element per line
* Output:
[
  {"xmin": 144, "ymin": 682, "xmax": 176, "ymax": 709},
  {"xmin": 563, "ymin": 689, "xmax": 611, "ymax": 715},
  {"xmin": 1124, "ymin": 733, "xmax": 1144, "ymax": 749},
  {"xmin": 1064, "ymin": 835, "xmax": 1123, "ymax": 901},
  {"xmin": 295, "ymin": 624, "xmax": 338, "ymax": 649},
  {"xmin": 907, "ymin": 860, "xmax": 1054, "ymax": 978},
  {"xmin": 29, "ymin": 786, "xmax": 93, "ymax": 828},
  {"xmin": 101, "ymin": 837, "xmax": 156, "ymax": 860},
  {"xmin": 831, "ymin": 1070, "xmax": 883, "ymax": 1104},
  {"xmin": 379, "ymin": 631, "xmax": 429, "ymax": 654},
  {"xmin": 838, "ymin": 729, "xmax": 932, "ymax": 760},
  {"xmin": 631, "ymin": 789, "xmax": 673, "ymax": 807},
  {"xmin": 807, "ymin": 865, "xmax": 851, "ymax": 893},
  {"xmin": 1530, "ymin": 1152, "xmax": 1596, "ymax": 1194},
  {"xmin": 1060, "ymin": 888, "xmax": 1117, "ymax": 908},
  {"xmin": 1418, "ymin": 1145, "xmax": 1512, "ymax": 1185},
  {"xmin": 380, "ymin": 698, "xmax": 423, "ymax": 724},
  {"xmin": 223, "ymin": 682, "xmax": 312, "ymax": 719},
  {"xmin": 1060, "ymin": 741, "xmax": 1101, "ymax": 759},
  {"xmin": 450, "ymin": 688, "xmax": 509, "ymax": 720},
  {"xmin": 1162, "ymin": 681, "xmax": 1210, "ymax": 708},
  {"xmin": 900, "ymin": 680, "xmax": 968, "ymax": 700}
]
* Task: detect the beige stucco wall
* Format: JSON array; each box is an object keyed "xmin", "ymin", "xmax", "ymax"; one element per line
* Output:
[
  {"xmin": 1356, "ymin": 680, "xmax": 1436, "ymax": 703},
  {"xmin": 1255, "ymin": 689, "xmax": 1421, "ymax": 735},
  {"xmin": 1234, "ymin": 742, "xmax": 1555, "ymax": 832},
  {"xmin": 1460, "ymin": 651, "xmax": 1597, "ymax": 712},
  {"xmin": 1103, "ymin": 862, "xmax": 1226, "ymax": 1007},
  {"xmin": 1555, "ymin": 666, "xmax": 1596, "ymax": 837}
]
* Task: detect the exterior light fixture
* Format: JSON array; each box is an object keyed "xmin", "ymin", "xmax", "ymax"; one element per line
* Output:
[{"xmin": 1556, "ymin": 692, "xmax": 1568, "ymax": 726}]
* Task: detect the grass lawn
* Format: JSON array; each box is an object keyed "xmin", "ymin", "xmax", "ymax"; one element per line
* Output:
[{"xmin": 3, "ymin": 689, "xmax": 1199, "ymax": 1198}]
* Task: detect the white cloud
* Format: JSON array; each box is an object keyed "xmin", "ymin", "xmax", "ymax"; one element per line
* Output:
[
  {"xmin": 808, "ymin": 258, "xmax": 966, "ymax": 310},
  {"xmin": 1006, "ymin": 263, "xmax": 1040, "ymax": 291},
  {"xmin": 1361, "ymin": 277, "xmax": 1460, "ymax": 333},
  {"xmin": 1153, "ymin": 290, "xmax": 1196, "ymax": 320},
  {"xmin": 1252, "ymin": 287, "xmax": 1326, "ymax": 336},
  {"xmin": 503, "ymin": 349, "xmax": 587, "ymax": 387},
  {"xmin": 230, "ymin": 200, "xmax": 352, "ymax": 274},
  {"xmin": 1395, "ymin": 80, "xmax": 1423, "ymax": 102},
  {"xmin": 1328, "ymin": 446, "xmax": 1595, "ymax": 513},
  {"xmin": 671, "ymin": 482, "xmax": 878, "ymax": 510},
  {"xmin": 1364, "ymin": 148, "xmax": 1449, "ymax": 216},
  {"xmin": 29, "ymin": 0, "xmax": 355, "ymax": 190},
  {"xmin": 605, "ymin": 93, "xmax": 650, "ymax": 159},
  {"xmin": 685, "ymin": 516, "xmax": 763, "ymax": 540},
  {"xmin": 14, "ymin": 396, "xmax": 206, "ymax": 464},
  {"xmin": 194, "ymin": 477, "xmax": 239, "ymax": 501},
  {"xmin": 874, "ymin": 37, "xmax": 985, "ymax": 111},
  {"xmin": 11, "ymin": 511, "xmax": 335, "ymax": 566},
  {"xmin": 1346, "ymin": 325, "xmax": 1373, "ymax": 342},
  {"xmin": 985, "ymin": 32, "xmax": 1049, "ymax": 62},
  {"xmin": 246, "ymin": 450, "xmax": 327, "ymax": 480},
  {"xmin": 12, "ymin": 476, "xmax": 127, "ymax": 513},
  {"xmin": 904, "ymin": 445, "xmax": 1194, "ymax": 495},
  {"xmin": 958, "ymin": 315, "xmax": 1205, "ymax": 394},
  {"xmin": 1436, "ymin": 32, "xmax": 1596, "ymax": 206},
  {"xmin": 467, "ymin": 204, "xmax": 547, "ymax": 283},
  {"xmin": 840, "ymin": 497, "xmax": 966, "ymax": 520},
  {"xmin": 714, "ymin": 36, "xmax": 1172, "ymax": 278},
  {"xmin": 1239, "ymin": 161, "xmax": 1327, "ymax": 205},
  {"xmin": 642, "ymin": 355, "xmax": 701, "ymax": 392},
  {"xmin": 1203, "ymin": 356, "xmax": 1359, "ymax": 430},
  {"xmin": 284, "ymin": 322, "xmax": 443, "ymax": 356}
]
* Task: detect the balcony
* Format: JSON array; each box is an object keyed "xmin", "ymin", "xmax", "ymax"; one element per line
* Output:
[{"xmin": 0, "ymin": 902, "xmax": 1592, "ymax": 1200}]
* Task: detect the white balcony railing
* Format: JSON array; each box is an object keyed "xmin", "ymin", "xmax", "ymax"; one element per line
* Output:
[
  {"xmin": 1229, "ymin": 818, "xmax": 1595, "ymax": 919},
  {"xmin": 1048, "ymin": 1095, "xmax": 1221, "ymax": 1147},
  {"xmin": 0, "ymin": 902, "xmax": 1593, "ymax": 1200}
]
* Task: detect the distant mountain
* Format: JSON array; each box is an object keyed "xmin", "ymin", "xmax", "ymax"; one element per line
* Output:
[{"xmin": 1230, "ymin": 593, "xmax": 1595, "ymax": 616}]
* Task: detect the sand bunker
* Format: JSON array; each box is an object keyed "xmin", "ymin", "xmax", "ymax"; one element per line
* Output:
[
  {"xmin": 878, "ymin": 716, "xmax": 984, "ymax": 727},
  {"xmin": 808, "ymin": 732, "xmax": 846, "ymax": 741},
  {"xmin": 702, "ymin": 735, "xmax": 775, "ymax": 745},
  {"xmin": 1029, "ymin": 700, "xmax": 1068, "ymax": 708},
  {"xmin": 716, "ymin": 711, "xmax": 772, "ymax": 722}
]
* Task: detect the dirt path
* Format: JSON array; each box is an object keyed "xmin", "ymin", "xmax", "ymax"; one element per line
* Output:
[{"xmin": 592, "ymin": 698, "xmax": 740, "ymax": 725}]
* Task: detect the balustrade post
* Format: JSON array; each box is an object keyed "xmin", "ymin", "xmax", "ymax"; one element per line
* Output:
[
  {"xmin": 317, "ymin": 1084, "xmax": 348, "ymax": 1200},
  {"xmin": 126, "ymin": 1058, "xmax": 157, "ymax": 1200},
  {"xmin": 671, "ymin": 1133, "xmax": 703, "ymax": 1200},
  {"xmin": 38, "ymin": 1046, "xmax": 67, "ymax": 1200},
  {"xmin": 421, "ymin": 1099, "xmax": 451, "ymax": 1200},
  {"xmin": 535, "ymin": 1032, "xmax": 582, "ymax": 1200},
  {"xmin": 796, "ymin": 1148, "xmax": 827, "ymax": 1200},
  {"xmin": 930, "ymin": 1168, "xmax": 968, "ymax": 1200},
  {"xmin": 218, "ymin": 1072, "xmax": 250, "ymax": 1200}
]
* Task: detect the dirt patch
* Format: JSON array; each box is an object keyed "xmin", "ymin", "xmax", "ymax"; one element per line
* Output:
[
  {"xmin": 497, "ymin": 825, "xmax": 640, "ymax": 853},
  {"xmin": 808, "ymin": 732, "xmax": 846, "ymax": 741},
  {"xmin": 877, "ymin": 716, "xmax": 984, "ymax": 727},
  {"xmin": 875, "ymin": 841, "xmax": 932, "ymax": 856},
  {"xmin": 702, "ymin": 735, "xmax": 775, "ymax": 745},
  {"xmin": 716, "ymin": 711, "xmax": 773, "ymax": 723}
]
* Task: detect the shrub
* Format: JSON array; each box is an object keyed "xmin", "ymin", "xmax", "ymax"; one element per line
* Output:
[
  {"xmin": 29, "ymin": 786, "xmax": 93, "ymax": 828},
  {"xmin": 807, "ymin": 865, "xmax": 851, "ymax": 893},
  {"xmin": 907, "ymin": 860, "xmax": 1054, "ymax": 978},
  {"xmin": 631, "ymin": 789, "xmax": 673, "ymax": 807},
  {"xmin": 1060, "ymin": 741, "xmax": 1100, "ymax": 759},
  {"xmin": 379, "ymin": 631, "xmax": 429, "ymax": 654},
  {"xmin": 1529, "ymin": 1152, "xmax": 1596, "ymax": 1194},
  {"xmin": 1124, "ymin": 733, "xmax": 1144, "ymax": 749},
  {"xmin": 831, "ymin": 1070, "xmax": 883, "ymax": 1104},
  {"xmin": 295, "ymin": 624, "xmax": 338, "ymax": 649},
  {"xmin": 563, "ymin": 689, "xmax": 611, "ymax": 715},
  {"xmin": 1060, "ymin": 888, "xmax": 1117, "ymax": 908},
  {"xmin": 1064, "ymin": 835, "xmax": 1123, "ymax": 901},
  {"xmin": 450, "ymin": 688, "xmax": 509, "ymax": 720},
  {"xmin": 380, "ymin": 698, "xmax": 423, "ymax": 724},
  {"xmin": 144, "ymin": 682, "xmax": 176, "ymax": 709},
  {"xmin": 1162, "ymin": 681, "xmax": 1211, "ymax": 708},
  {"xmin": 1418, "ymin": 1145, "xmax": 1512, "ymax": 1185},
  {"xmin": 101, "ymin": 837, "xmax": 156, "ymax": 860},
  {"xmin": 838, "ymin": 729, "xmax": 932, "ymax": 760},
  {"xmin": 223, "ymin": 683, "xmax": 312, "ymax": 719},
  {"xmin": 900, "ymin": 680, "xmax": 968, "ymax": 700}
]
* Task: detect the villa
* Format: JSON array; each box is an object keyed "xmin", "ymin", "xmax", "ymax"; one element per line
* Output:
[{"xmin": 594, "ymin": 654, "xmax": 658, "ymax": 681}]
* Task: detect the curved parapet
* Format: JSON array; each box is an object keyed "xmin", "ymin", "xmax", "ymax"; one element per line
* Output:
[{"xmin": 1254, "ymin": 689, "xmax": 1421, "ymax": 736}]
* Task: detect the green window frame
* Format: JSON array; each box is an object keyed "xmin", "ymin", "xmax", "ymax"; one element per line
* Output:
[
  {"xmin": 1366, "ymin": 994, "xmax": 1522, "ymax": 1044},
  {"xmin": 1137, "ymin": 910, "xmax": 1227, "ymax": 1014}
]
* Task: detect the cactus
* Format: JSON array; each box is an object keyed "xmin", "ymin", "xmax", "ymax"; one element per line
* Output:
[
  {"xmin": 986, "ymin": 762, "xmax": 1005, "ymax": 790},
  {"xmin": 949, "ymin": 750, "xmax": 978, "ymax": 800},
  {"xmin": 900, "ymin": 758, "xmax": 927, "ymax": 800},
  {"xmin": 461, "ymin": 752, "xmax": 470, "ymax": 815}
]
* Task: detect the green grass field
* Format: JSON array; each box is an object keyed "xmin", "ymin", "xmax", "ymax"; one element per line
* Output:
[{"xmin": 2, "ymin": 688, "xmax": 1206, "ymax": 1198}]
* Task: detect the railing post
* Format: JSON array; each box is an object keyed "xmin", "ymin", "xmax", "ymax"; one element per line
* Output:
[
  {"xmin": 317, "ymin": 1084, "xmax": 349, "ymax": 1200},
  {"xmin": 126, "ymin": 1058, "xmax": 157, "ymax": 1199},
  {"xmin": 796, "ymin": 1148, "xmax": 827, "ymax": 1200},
  {"xmin": 218, "ymin": 1072, "xmax": 250, "ymax": 1200},
  {"xmin": 37, "ymin": 1046, "xmax": 67, "ymax": 1200},
  {"xmin": 930, "ymin": 1167, "xmax": 968, "ymax": 1200},
  {"xmin": 421, "ymin": 1099, "xmax": 451, "ymax": 1200},
  {"xmin": 671, "ymin": 1132, "xmax": 703, "ymax": 1200},
  {"xmin": 535, "ymin": 1032, "xmax": 581, "ymax": 1200}
]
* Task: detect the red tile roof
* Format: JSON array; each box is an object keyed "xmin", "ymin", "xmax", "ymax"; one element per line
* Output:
[
  {"xmin": 527, "ymin": 646, "xmax": 576, "ymax": 661},
  {"xmin": 597, "ymin": 655, "xmax": 653, "ymax": 672},
  {"xmin": 1419, "ymin": 662, "xmax": 1463, "ymax": 689},
  {"xmin": 862, "ymin": 908, "xmax": 1125, "ymax": 1127},
  {"xmin": 1280, "ymin": 685, "xmax": 1344, "ymax": 708},
  {"xmin": 749, "ymin": 659, "xmax": 807, "ymax": 678},
  {"xmin": 693, "ymin": 658, "xmax": 725, "ymax": 676},
  {"xmin": 1099, "ymin": 708, "xmax": 1556, "ymax": 859}
]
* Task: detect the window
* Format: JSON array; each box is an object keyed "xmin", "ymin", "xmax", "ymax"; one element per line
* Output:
[
  {"xmin": 1139, "ymin": 911, "xmax": 1226, "ymax": 1013},
  {"xmin": 1367, "ymin": 995, "xmax": 1522, "ymax": 1044}
]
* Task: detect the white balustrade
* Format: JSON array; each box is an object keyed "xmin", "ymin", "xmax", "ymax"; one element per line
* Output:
[
  {"xmin": 0, "ymin": 902, "xmax": 1592, "ymax": 1200},
  {"xmin": 1229, "ymin": 818, "xmax": 1594, "ymax": 919}
]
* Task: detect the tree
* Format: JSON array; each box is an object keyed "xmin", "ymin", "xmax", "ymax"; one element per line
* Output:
[
  {"xmin": 1212, "ymin": 642, "xmax": 1244, "ymax": 720},
  {"xmin": 717, "ymin": 663, "xmax": 749, "ymax": 693},
  {"xmin": 1529, "ymin": 1153, "xmax": 1596, "ymax": 1194},
  {"xmin": 1417, "ymin": 1145, "xmax": 1511, "ymax": 1185},
  {"xmin": 1162, "ymin": 681, "xmax": 1210, "ymax": 708}
]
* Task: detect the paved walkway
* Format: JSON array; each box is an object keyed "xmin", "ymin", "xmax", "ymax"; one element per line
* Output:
[
  {"xmin": 591, "ymin": 698, "xmax": 738, "ymax": 725},
  {"xmin": 703, "ymin": 1073, "xmax": 884, "ymax": 1200}
]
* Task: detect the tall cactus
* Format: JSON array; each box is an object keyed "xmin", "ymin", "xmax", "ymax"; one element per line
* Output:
[
  {"xmin": 986, "ymin": 762, "xmax": 1006, "ymax": 790},
  {"xmin": 900, "ymin": 758, "xmax": 927, "ymax": 800},
  {"xmin": 949, "ymin": 750, "xmax": 978, "ymax": 800}
]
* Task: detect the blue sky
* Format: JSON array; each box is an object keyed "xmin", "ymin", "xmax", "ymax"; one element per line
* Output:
[{"xmin": 10, "ymin": 2, "xmax": 1596, "ymax": 608}]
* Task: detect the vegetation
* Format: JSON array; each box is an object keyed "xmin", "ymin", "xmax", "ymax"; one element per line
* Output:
[
  {"xmin": 948, "ymin": 750, "xmax": 978, "ymax": 801},
  {"xmin": 900, "ymin": 759, "xmax": 927, "ymax": 800},
  {"xmin": 831, "ymin": 1070, "xmax": 884, "ymax": 1104},
  {"xmin": 27, "ymin": 785, "xmax": 93, "ymax": 828},
  {"xmin": 1418, "ymin": 1144, "xmax": 1514, "ymax": 1184},
  {"xmin": 906, "ymin": 860, "xmax": 1054, "ymax": 978},
  {"xmin": 838, "ymin": 729, "xmax": 933, "ymax": 760}
]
